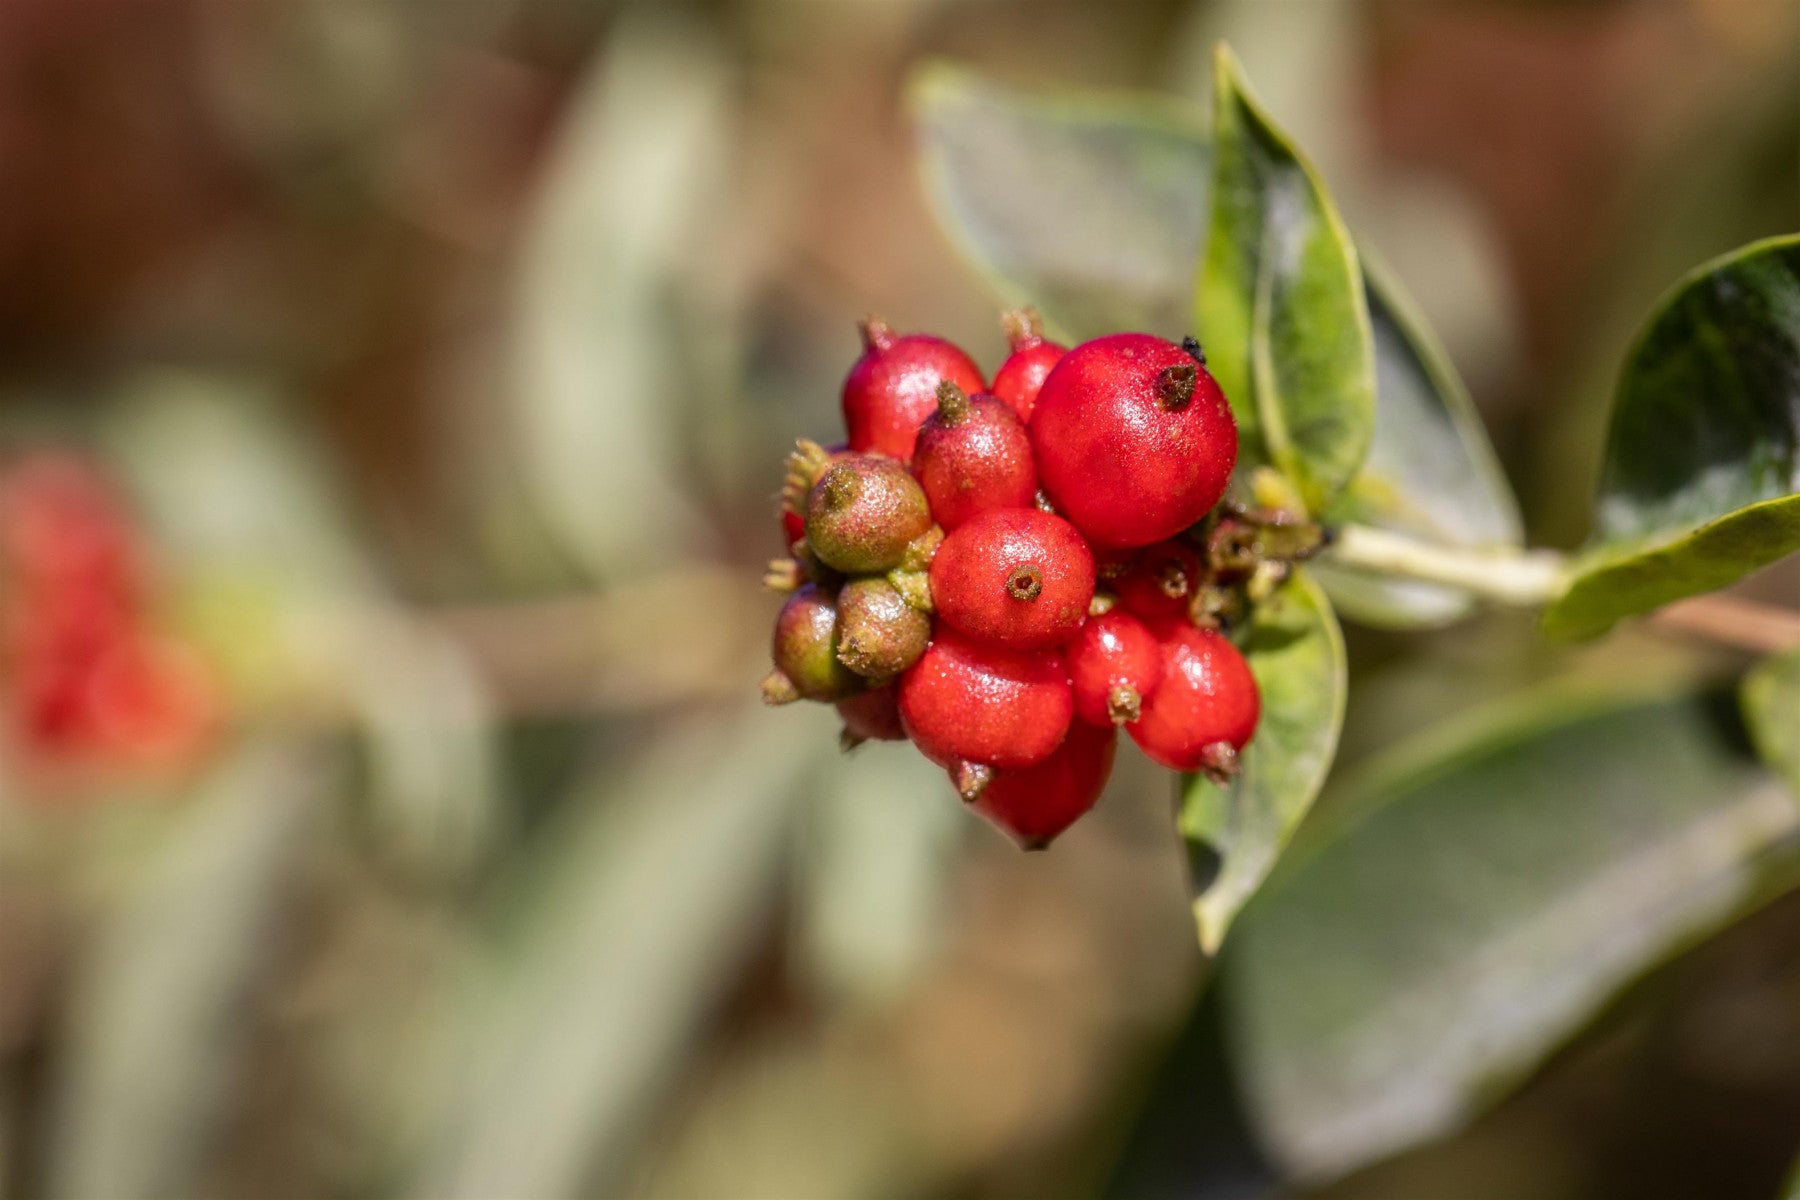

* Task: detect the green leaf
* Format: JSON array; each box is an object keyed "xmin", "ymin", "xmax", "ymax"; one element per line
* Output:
[
  {"xmin": 399, "ymin": 705, "xmax": 827, "ymax": 1200},
  {"xmin": 46, "ymin": 742, "xmax": 328, "ymax": 1200},
  {"xmin": 1309, "ymin": 261, "xmax": 1524, "ymax": 627},
  {"xmin": 1742, "ymin": 646, "xmax": 1800, "ymax": 799},
  {"xmin": 1181, "ymin": 569, "xmax": 1345, "ymax": 953},
  {"xmin": 1544, "ymin": 234, "xmax": 1800, "ymax": 640},
  {"xmin": 1218, "ymin": 685, "xmax": 1800, "ymax": 1184},
  {"xmin": 1199, "ymin": 44, "xmax": 1374, "ymax": 516},
  {"xmin": 910, "ymin": 62, "xmax": 1212, "ymax": 342}
]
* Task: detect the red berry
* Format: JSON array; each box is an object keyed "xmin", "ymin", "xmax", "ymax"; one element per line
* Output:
[
  {"xmin": 1128, "ymin": 624, "xmax": 1259, "ymax": 776},
  {"xmin": 834, "ymin": 577, "xmax": 930, "ymax": 679},
  {"xmin": 836, "ymin": 684, "xmax": 906, "ymax": 749},
  {"xmin": 1068, "ymin": 611, "xmax": 1163, "ymax": 727},
  {"xmin": 898, "ymin": 630, "xmax": 1072, "ymax": 770},
  {"xmin": 84, "ymin": 635, "xmax": 217, "ymax": 769},
  {"xmin": 990, "ymin": 308, "xmax": 1066, "ymax": 423},
  {"xmin": 962, "ymin": 720, "xmax": 1116, "ymax": 851},
  {"xmin": 1113, "ymin": 539, "xmax": 1204, "ymax": 622},
  {"xmin": 910, "ymin": 382, "xmax": 1037, "ymax": 530},
  {"xmin": 1030, "ymin": 333, "xmax": 1236, "ymax": 549},
  {"xmin": 928, "ymin": 508, "xmax": 1094, "ymax": 651},
  {"xmin": 842, "ymin": 318, "xmax": 986, "ymax": 460}
]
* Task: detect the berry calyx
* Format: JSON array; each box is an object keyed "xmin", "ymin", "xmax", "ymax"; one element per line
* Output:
[
  {"xmin": 835, "ymin": 577, "xmax": 930, "ymax": 679},
  {"xmin": 1113, "ymin": 539, "xmax": 1205, "ymax": 622},
  {"xmin": 898, "ymin": 630, "xmax": 1072, "ymax": 770},
  {"xmin": 928, "ymin": 508, "xmax": 1095, "ymax": 651},
  {"xmin": 910, "ymin": 382, "xmax": 1037, "ymax": 530},
  {"xmin": 843, "ymin": 318, "xmax": 986, "ymax": 460},
  {"xmin": 990, "ymin": 308, "xmax": 1067, "ymax": 423},
  {"xmin": 1128, "ymin": 623, "xmax": 1260, "ymax": 777},
  {"xmin": 837, "ymin": 685, "xmax": 905, "ymax": 750},
  {"xmin": 780, "ymin": 439, "xmax": 848, "ymax": 550},
  {"xmin": 963, "ymin": 721, "xmax": 1116, "ymax": 850},
  {"xmin": 1030, "ymin": 332, "xmax": 1237, "ymax": 549},
  {"xmin": 1068, "ymin": 611, "xmax": 1164, "ymax": 727},
  {"xmin": 804, "ymin": 455, "xmax": 932, "ymax": 574},
  {"xmin": 763, "ymin": 584, "xmax": 860, "ymax": 704}
]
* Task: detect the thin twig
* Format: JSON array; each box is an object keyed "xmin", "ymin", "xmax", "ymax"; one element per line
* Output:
[{"xmin": 1644, "ymin": 593, "xmax": 1800, "ymax": 657}]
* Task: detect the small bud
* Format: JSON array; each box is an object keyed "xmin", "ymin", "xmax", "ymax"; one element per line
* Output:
[
  {"xmin": 1001, "ymin": 307, "xmax": 1044, "ymax": 349},
  {"xmin": 805, "ymin": 456, "xmax": 933, "ymax": 574},
  {"xmin": 782, "ymin": 439, "xmax": 834, "ymax": 518},
  {"xmin": 1088, "ymin": 591, "xmax": 1117, "ymax": 617},
  {"xmin": 887, "ymin": 568, "xmax": 933, "ymax": 613},
  {"xmin": 954, "ymin": 760, "xmax": 995, "ymax": 803},
  {"xmin": 763, "ymin": 558, "xmax": 802, "ymax": 593},
  {"xmin": 761, "ymin": 669, "xmax": 801, "ymax": 706},
  {"xmin": 1198, "ymin": 741, "xmax": 1240, "ymax": 785},
  {"xmin": 933, "ymin": 380, "xmax": 973, "ymax": 426},
  {"xmin": 897, "ymin": 525, "xmax": 944, "ymax": 573},
  {"xmin": 1106, "ymin": 684, "xmax": 1142, "ymax": 725},
  {"xmin": 1034, "ymin": 489, "xmax": 1057, "ymax": 514},
  {"xmin": 835, "ymin": 578, "xmax": 931, "ymax": 678},
  {"xmin": 1156, "ymin": 362, "xmax": 1198, "ymax": 411},
  {"xmin": 858, "ymin": 315, "xmax": 897, "ymax": 353}
]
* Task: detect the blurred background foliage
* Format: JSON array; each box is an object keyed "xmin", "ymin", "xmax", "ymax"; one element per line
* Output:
[{"xmin": 2, "ymin": 0, "xmax": 1800, "ymax": 1197}]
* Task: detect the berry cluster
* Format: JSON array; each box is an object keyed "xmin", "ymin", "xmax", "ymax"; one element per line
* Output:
[
  {"xmin": 764, "ymin": 312, "xmax": 1268, "ymax": 850},
  {"xmin": 0, "ymin": 454, "xmax": 216, "ymax": 789}
]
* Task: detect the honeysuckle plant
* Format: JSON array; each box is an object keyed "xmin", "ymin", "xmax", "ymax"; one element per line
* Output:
[{"xmin": 914, "ymin": 43, "xmax": 1800, "ymax": 1185}]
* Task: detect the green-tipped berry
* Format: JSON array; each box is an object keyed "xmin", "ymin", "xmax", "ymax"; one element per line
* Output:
[
  {"xmin": 765, "ymin": 583, "xmax": 860, "ymax": 703},
  {"xmin": 804, "ymin": 455, "xmax": 932, "ymax": 574},
  {"xmin": 835, "ymin": 577, "xmax": 931, "ymax": 679}
]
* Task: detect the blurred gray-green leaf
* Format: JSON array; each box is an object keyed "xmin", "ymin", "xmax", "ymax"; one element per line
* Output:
[
  {"xmin": 1220, "ymin": 686, "xmax": 1800, "ymax": 1183},
  {"xmin": 1743, "ymin": 647, "xmax": 1800, "ymax": 802},
  {"xmin": 1545, "ymin": 235, "xmax": 1800, "ymax": 641}
]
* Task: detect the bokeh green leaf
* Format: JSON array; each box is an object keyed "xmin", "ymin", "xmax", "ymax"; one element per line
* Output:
[
  {"xmin": 1742, "ymin": 646, "xmax": 1800, "ymax": 800},
  {"xmin": 1181, "ymin": 569, "xmax": 1344, "ymax": 954},
  {"xmin": 1199, "ymin": 44, "xmax": 1374, "ymax": 516},
  {"xmin": 910, "ymin": 62, "xmax": 1211, "ymax": 342},
  {"xmin": 1219, "ymin": 685, "xmax": 1800, "ymax": 1183},
  {"xmin": 1309, "ymin": 261, "xmax": 1524, "ymax": 627},
  {"xmin": 1545, "ymin": 235, "xmax": 1800, "ymax": 640}
]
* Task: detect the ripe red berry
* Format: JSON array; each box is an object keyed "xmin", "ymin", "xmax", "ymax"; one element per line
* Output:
[
  {"xmin": 1128, "ymin": 623, "xmax": 1259, "ymax": 777},
  {"xmin": 1113, "ymin": 539, "xmax": 1205, "ymax": 622},
  {"xmin": 834, "ymin": 577, "xmax": 930, "ymax": 679},
  {"xmin": 963, "ymin": 720, "xmax": 1116, "ymax": 850},
  {"xmin": 928, "ymin": 508, "xmax": 1094, "ymax": 651},
  {"xmin": 836, "ymin": 684, "xmax": 905, "ymax": 749},
  {"xmin": 842, "ymin": 318, "xmax": 986, "ymax": 461},
  {"xmin": 989, "ymin": 308, "xmax": 1066, "ymax": 423},
  {"xmin": 1068, "ymin": 611, "xmax": 1163, "ymax": 727},
  {"xmin": 1030, "ymin": 333, "xmax": 1236, "ymax": 549},
  {"xmin": 910, "ymin": 382, "xmax": 1037, "ymax": 530},
  {"xmin": 762, "ymin": 584, "xmax": 861, "ymax": 704},
  {"xmin": 804, "ymin": 455, "xmax": 932, "ymax": 574},
  {"xmin": 898, "ymin": 630, "xmax": 1072, "ymax": 771}
]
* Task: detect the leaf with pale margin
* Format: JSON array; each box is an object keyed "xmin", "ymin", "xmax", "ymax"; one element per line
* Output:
[
  {"xmin": 1742, "ymin": 646, "xmax": 1800, "ymax": 802},
  {"xmin": 1218, "ymin": 685, "xmax": 1800, "ymax": 1184},
  {"xmin": 910, "ymin": 65, "xmax": 1517, "ymax": 624},
  {"xmin": 910, "ymin": 61, "xmax": 1211, "ymax": 342},
  {"xmin": 1182, "ymin": 570, "xmax": 1344, "ymax": 953},
  {"xmin": 1545, "ymin": 235, "xmax": 1800, "ymax": 640},
  {"xmin": 1199, "ymin": 44, "xmax": 1374, "ymax": 516},
  {"xmin": 1310, "ymin": 260, "xmax": 1523, "ymax": 627}
]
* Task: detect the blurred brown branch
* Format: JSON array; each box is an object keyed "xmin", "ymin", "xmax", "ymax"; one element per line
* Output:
[{"xmin": 1646, "ymin": 593, "xmax": 1800, "ymax": 657}]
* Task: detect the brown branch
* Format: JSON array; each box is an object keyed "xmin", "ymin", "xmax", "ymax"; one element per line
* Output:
[{"xmin": 1644, "ymin": 593, "xmax": 1800, "ymax": 657}]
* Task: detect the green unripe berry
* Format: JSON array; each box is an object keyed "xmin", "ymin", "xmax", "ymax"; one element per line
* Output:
[
  {"xmin": 835, "ymin": 577, "xmax": 931, "ymax": 679},
  {"xmin": 762, "ymin": 584, "xmax": 860, "ymax": 704},
  {"xmin": 804, "ymin": 455, "xmax": 932, "ymax": 574}
]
